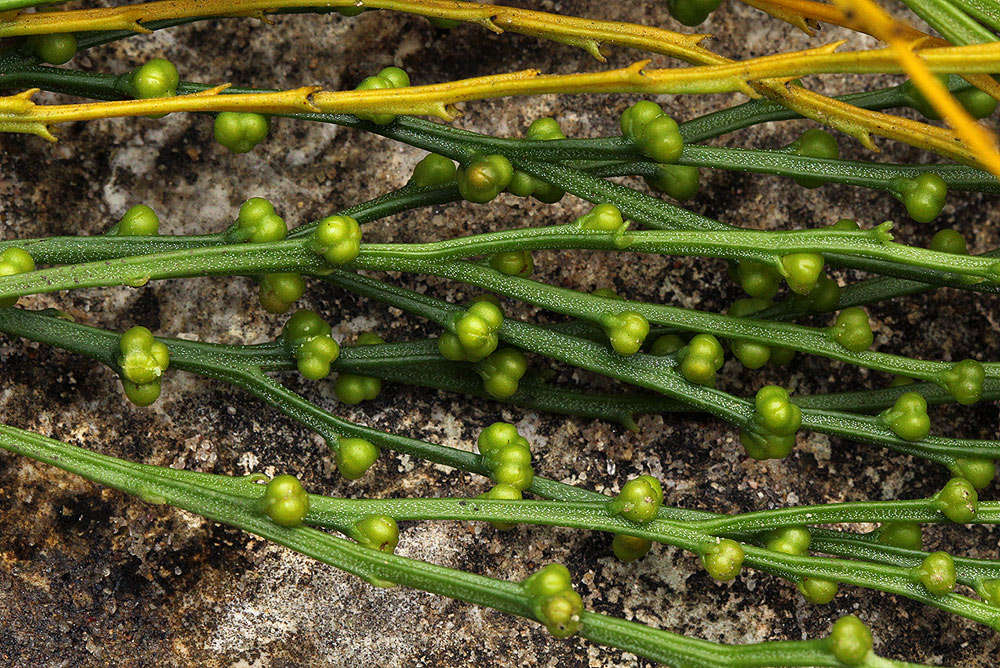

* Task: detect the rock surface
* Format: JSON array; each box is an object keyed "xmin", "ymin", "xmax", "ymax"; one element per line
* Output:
[{"xmin": 1, "ymin": 1, "xmax": 999, "ymax": 666}]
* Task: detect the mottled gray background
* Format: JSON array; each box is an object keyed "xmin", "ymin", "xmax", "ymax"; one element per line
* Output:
[{"xmin": 1, "ymin": 1, "xmax": 999, "ymax": 666}]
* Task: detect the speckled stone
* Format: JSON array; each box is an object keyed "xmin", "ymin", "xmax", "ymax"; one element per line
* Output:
[{"xmin": 1, "ymin": 2, "xmax": 999, "ymax": 666}]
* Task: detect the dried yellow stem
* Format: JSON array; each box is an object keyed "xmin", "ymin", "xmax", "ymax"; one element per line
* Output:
[
  {"xmin": 740, "ymin": 0, "xmax": 818, "ymax": 34},
  {"xmin": 740, "ymin": 0, "xmax": 926, "ymax": 40},
  {"xmin": 0, "ymin": 0, "xmax": 714, "ymax": 66},
  {"xmin": 761, "ymin": 81, "xmax": 964, "ymax": 157},
  {"xmin": 740, "ymin": 0, "xmax": 1000, "ymax": 101},
  {"xmin": 1, "ymin": 0, "xmax": 989, "ymax": 166},
  {"xmin": 832, "ymin": 0, "xmax": 1000, "ymax": 176},
  {"xmin": 7, "ymin": 42, "xmax": 1000, "ymax": 137}
]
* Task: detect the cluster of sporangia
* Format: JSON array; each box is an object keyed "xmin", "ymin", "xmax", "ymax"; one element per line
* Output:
[{"xmin": 4, "ymin": 44, "xmax": 999, "ymax": 651}]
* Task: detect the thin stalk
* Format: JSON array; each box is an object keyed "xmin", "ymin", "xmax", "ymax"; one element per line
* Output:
[
  {"xmin": 899, "ymin": 0, "xmax": 998, "ymax": 46},
  {"xmin": 332, "ymin": 337, "xmax": 1000, "ymax": 416},
  {"xmin": 6, "ymin": 65, "xmax": 1000, "ymax": 294},
  {"xmin": 348, "ymin": 255, "xmax": 1000, "ymax": 386},
  {"xmin": 0, "ymin": 421, "xmax": 945, "ymax": 666},
  {"xmin": 3, "ymin": 232, "xmax": 999, "ymax": 390},
  {"xmin": 3, "ymin": 308, "xmax": 996, "ymax": 602},
  {"xmin": 0, "ymin": 182, "xmax": 459, "ymax": 262},
  {"xmin": 677, "ymin": 145, "xmax": 1000, "ymax": 193},
  {"xmin": 0, "ymin": 0, "xmax": 64, "ymax": 10},
  {"xmin": 357, "ymin": 224, "xmax": 1000, "ymax": 286},
  {"xmin": 1, "ymin": 153, "xmax": 996, "ymax": 345},
  {"xmin": 946, "ymin": 0, "xmax": 1000, "ymax": 33},
  {"xmin": 303, "ymin": 496, "xmax": 1000, "ymax": 536},
  {"xmin": 324, "ymin": 270, "xmax": 1000, "ymax": 466}
]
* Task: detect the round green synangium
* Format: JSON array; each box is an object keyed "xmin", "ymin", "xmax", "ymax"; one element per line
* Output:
[
  {"xmin": 113, "ymin": 204, "xmax": 160, "ymax": 236},
  {"xmin": 0, "ymin": 248, "xmax": 35, "ymax": 308},
  {"xmin": 214, "ymin": 112, "xmax": 269, "ymax": 153},
  {"xmin": 701, "ymin": 538, "xmax": 744, "ymax": 581},
  {"xmin": 336, "ymin": 437, "xmax": 379, "ymax": 479},
  {"xmin": 259, "ymin": 474, "xmax": 309, "ymax": 527},
  {"xmin": 130, "ymin": 57, "xmax": 179, "ymax": 106}
]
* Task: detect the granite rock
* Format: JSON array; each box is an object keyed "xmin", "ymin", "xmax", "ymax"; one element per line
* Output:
[{"xmin": 1, "ymin": 2, "xmax": 999, "ymax": 666}]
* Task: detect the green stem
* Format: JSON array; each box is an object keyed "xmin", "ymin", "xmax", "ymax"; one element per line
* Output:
[
  {"xmin": 1, "ymin": 417, "xmax": 997, "ymax": 637},
  {"xmin": 2, "ymin": 307, "xmax": 995, "ymax": 603},
  {"xmin": 755, "ymin": 257, "xmax": 1000, "ymax": 320},
  {"xmin": 5, "ymin": 65, "xmax": 999, "ymax": 292},
  {"xmin": 340, "ymin": 342, "xmax": 1000, "ymax": 416},
  {"xmin": 325, "ymin": 270, "xmax": 1000, "ymax": 465},
  {"xmin": 4, "ymin": 226, "xmax": 998, "ymax": 387},
  {"xmin": 350, "ymin": 254, "xmax": 999, "ymax": 385},
  {"xmin": 361, "ymin": 119, "xmax": 1000, "ymax": 293},
  {"xmin": 0, "ymin": 0, "xmax": 64, "ymax": 10},
  {"xmin": 0, "ymin": 421, "xmax": 943, "ymax": 666},
  {"xmin": 900, "ymin": 0, "xmax": 998, "ymax": 45},
  {"xmin": 0, "ymin": 182, "xmax": 459, "ymax": 262},
  {"xmin": 358, "ymin": 223, "xmax": 1000, "ymax": 285},
  {"xmin": 944, "ymin": 0, "xmax": 1000, "ymax": 33},
  {"xmin": 304, "ymin": 496, "xmax": 1000, "ymax": 535},
  {"xmin": 0, "ymin": 238, "xmax": 326, "ymax": 292},
  {"xmin": 3, "ymin": 169, "xmax": 998, "ymax": 359},
  {"xmin": 810, "ymin": 530, "xmax": 1000, "ymax": 588},
  {"xmin": 333, "ymin": 336, "xmax": 1000, "ymax": 416},
  {"xmin": 4, "ymin": 241, "xmax": 994, "ymax": 465},
  {"xmin": 678, "ymin": 145, "xmax": 1000, "ymax": 193}
]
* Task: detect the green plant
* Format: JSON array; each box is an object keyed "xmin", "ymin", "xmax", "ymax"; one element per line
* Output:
[{"xmin": 1, "ymin": 0, "xmax": 1000, "ymax": 665}]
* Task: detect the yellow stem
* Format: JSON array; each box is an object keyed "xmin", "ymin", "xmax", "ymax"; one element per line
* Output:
[
  {"xmin": 0, "ymin": 0, "xmax": 714, "ymax": 65},
  {"xmin": 8, "ymin": 43, "xmax": 1000, "ymax": 132},
  {"xmin": 831, "ymin": 0, "xmax": 1000, "ymax": 177},
  {"xmin": 739, "ymin": 0, "xmax": 1000, "ymax": 101},
  {"xmin": 761, "ymin": 82, "xmax": 966, "ymax": 159},
  {"xmin": 740, "ymin": 0, "xmax": 927, "ymax": 40},
  {"xmin": 1, "ymin": 0, "xmax": 990, "ymax": 166},
  {"xmin": 7, "ymin": 39, "xmax": 1000, "ymax": 164},
  {"xmin": 740, "ymin": 0, "xmax": 816, "ymax": 35}
]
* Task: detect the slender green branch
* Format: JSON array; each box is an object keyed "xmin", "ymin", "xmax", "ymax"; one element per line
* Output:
[
  {"xmin": 3, "ymin": 169, "xmax": 998, "ymax": 361},
  {"xmin": 349, "ymin": 255, "xmax": 1000, "ymax": 385},
  {"xmin": 325, "ymin": 270, "xmax": 1000, "ymax": 466},
  {"xmin": 900, "ymin": 0, "xmax": 998, "ymax": 46},
  {"xmin": 3, "ymin": 224, "xmax": 999, "ymax": 391},
  {"xmin": 357, "ymin": 224, "xmax": 1000, "ymax": 285},
  {"xmin": 0, "ymin": 182, "xmax": 459, "ymax": 262},
  {"xmin": 591, "ymin": 150, "xmax": 1000, "ymax": 193},
  {"xmin": 6, "ymin": 65, "xmax": 1000, "ymax": 301},
  {"xmin": 14, "ymin": 221, "xmax": 997, "ymax": 300},
  {"xmin": 0, "ymin": 0, "xmax": 64, "ymax": 11},
  {"xmin": 344, "ymin": 115, "xmax": 1000, "ymax": 293},
  {"xmin": 301, "ymin": 494, "xmax": 1000, "ymax": 628},
  {"xmin": 332, "ymin": 336, "xmax": 1000, "ymax": 416},
  {"xmin": 756, "ymin": 258, "xmax": 1000, "ymax": 320},
  {"xmin": 810, "ymin": 529, "xmax": 1000, "ymax": 587},
  {"xmin": 678, "ymin": 145, "xmax": 1000, "ymax": 193},
  {"xmin": 303, "ymin": 495, "xmax": 1000, "ymax": 535},
  {"xmin": 945, "ymin": 0, "xmax": 1000, "ymax": 33},
  {"xmin": 3, "ymin": 307, "xmax": 997, "ymax": 614},
  {"xmin": 0, "ymin": 421, "xmax": 946, "ymax": 666}
]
